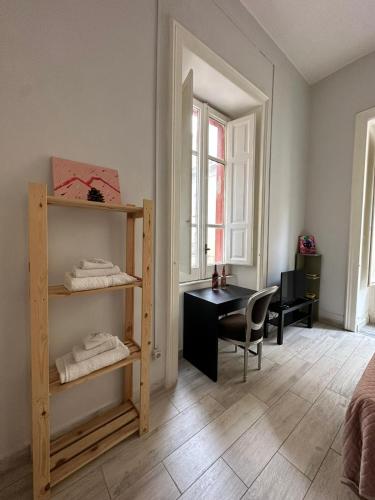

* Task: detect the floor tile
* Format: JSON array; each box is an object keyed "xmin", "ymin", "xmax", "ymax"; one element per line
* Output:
[
  {"xmin": 326, "ymin": 334, "xmax": 362, "ymax": 362},
  {"xmin": 114, "ymin": 463, "xmax": 179, "ymax": 500},
  {"xmin": 304, "ymin": 449, "xmax": 357, "ymax": 499},
  {"xmin": 169, "ymin": 374, "xmax": 216, "ymax": 412},
  {"xmin": 223, "ymin": 391, "xmax": 310, "ymax": 486},
  {"xmin": 149, "ymin": 395, "xmax": 179, "ymax": 432},
  {"xmin": 290, "ymin": 355, "xmax": 342, "ymax": 403},
  {"xmin": 262, "ymin": 342, "xmax": 295, "ymax": 364},
  {"xmin": 102, "ymin": 395, "xmax": 224, "ymax": 497},
  {"xmin": 279, "ymin": 389, "xmax": 347, "ymax": 479},
  {"xmin": 328, "ymin": 354, "xmax": 368, "ymax": 399},
  {"xmin": 0, "ymin": 474, "xmax": 32, "ymax": 500},
  {"xmin": 248, "ymin": 356, "xmax": 312, "ymax": 406},
  {"xmin": 164, "ymin": 393, "xmax": 267, "ymax": 492},
  {"xmin": 52, "ymin": 468, "xmax": 109, "ymax": 500},
  {"xmin": 331, "ymin": 424, "xmax": 343, "ymax": 455},
  {"xmin": 357, "ymin": 335, "xmax": 375, "ymax": 362},
  {"xmin": 295, "ymin": 334, "xmax": 338, "ymax": 364},
  {"xmin": 243, "ymin": 453, "xmax": 310, "ymax": 500},
  {"xmin": 209, "ymin": 356, "xmax": 276, "ymax": 409},
  {"xmin": 0, "ymin": 453, "xmax": 31, "ymax": 492},
  {"xmin": 180, "ymin": 459, "xmax": 246, "ymax": 500}
]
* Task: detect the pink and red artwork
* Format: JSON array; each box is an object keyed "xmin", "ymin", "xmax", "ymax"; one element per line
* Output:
[
  {"xmin": 298, "ymin": 235, "xmax": 317, "ymax": 254},
  {"xmin": 52, "ymin": 157, "xmax": 121, "ymax": 204}
]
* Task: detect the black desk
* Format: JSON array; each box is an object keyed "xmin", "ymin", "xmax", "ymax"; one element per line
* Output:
[{"xmin": 183, "ymin": 285, "xmax": 256, "ymax": 382}]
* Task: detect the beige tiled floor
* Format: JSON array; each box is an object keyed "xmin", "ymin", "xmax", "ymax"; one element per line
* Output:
[{"xmin": 1, "ymin": 323, "xmax": 373, "ymax": 499}]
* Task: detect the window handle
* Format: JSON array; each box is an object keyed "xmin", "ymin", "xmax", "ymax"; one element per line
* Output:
[{"xmin": 204, "ymin": 243, "xmax": 211, "ymax": 254}]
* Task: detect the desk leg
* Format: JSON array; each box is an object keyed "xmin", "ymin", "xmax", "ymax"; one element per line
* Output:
[
  {"xmin": 277, "ymin": 312, "xmax": 284, "ymax": 345},
  {"xmin": 183, "ymin": 296, "xmax": 219, "ymax": 382}
]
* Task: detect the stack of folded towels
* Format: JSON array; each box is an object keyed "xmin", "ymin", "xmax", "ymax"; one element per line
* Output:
[
  {"xmin": 64, "ymin": 258, "xmax": 137, "ymax": 292},
  {"xmin": 55, "ymin": 332, "xmax": 130, "ymax": 384}
]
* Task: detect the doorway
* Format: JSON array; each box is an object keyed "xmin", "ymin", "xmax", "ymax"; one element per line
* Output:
[
  {"xmin": 345, "ymin": 107, "xmax": 375, "ymax": 332},
  {"xmin": 164, "ymin": 22, "xmax": 271, "ymax": 386}
]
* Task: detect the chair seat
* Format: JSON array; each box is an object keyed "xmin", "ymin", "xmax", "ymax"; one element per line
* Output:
[{"xmin": 218, "ymin": 313, "xmax": 263, "ymax": 343}]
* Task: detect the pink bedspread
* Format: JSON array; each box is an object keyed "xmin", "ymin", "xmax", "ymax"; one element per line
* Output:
[{"xmin": 342, "ymin": 354, "xmax": 375, "ymax": 499}]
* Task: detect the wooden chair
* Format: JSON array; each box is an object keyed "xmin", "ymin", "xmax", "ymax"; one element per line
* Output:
[{"xmin": 218, "ymin": 286, "xmax": 279, "ymax": 381}]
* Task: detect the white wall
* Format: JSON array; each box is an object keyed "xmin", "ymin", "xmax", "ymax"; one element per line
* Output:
[
  {"xmin": 306, "ymin": 51, "xmax": 375, "ymax": 325},
  {"xmin": 0, "ymin": 0, "xmax": 158, "ymax": 460},
  {"xmin": 0, "ymin": 0, "xmax": 310, "ymax": 460}
]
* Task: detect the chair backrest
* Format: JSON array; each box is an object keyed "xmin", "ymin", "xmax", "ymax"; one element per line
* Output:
[{"xmin": 245, "ymin": 286, "xmax": 279, "ymax": 339}]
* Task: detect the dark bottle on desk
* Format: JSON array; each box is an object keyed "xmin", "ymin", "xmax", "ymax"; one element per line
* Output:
[
  {"xmin": 220, "ymin": 265, "xmax": 227, "ymax": 289},
  {"xmin": 212, "ymin": 264, "xmax": 219, "ymax": 290}
]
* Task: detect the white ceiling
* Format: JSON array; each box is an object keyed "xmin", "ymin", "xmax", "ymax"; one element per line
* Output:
[{"xmin": 241, "ymin": 0, "xmax": 375, "ymax": 84}]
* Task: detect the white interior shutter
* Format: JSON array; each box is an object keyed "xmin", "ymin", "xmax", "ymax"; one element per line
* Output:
[
  {"xmin": 225, "ymin": 112, "xmax": 256, "ymax": 266},
  {"xmin": 179, "ymin": 70, "xmax": 193, "ymax": 275}
]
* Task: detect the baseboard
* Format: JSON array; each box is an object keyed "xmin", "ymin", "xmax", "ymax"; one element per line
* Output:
[
  {"xmin": 0, "ymin": 446, "xmax": 31, "ymax": 474},
  {"xmin": 319, "ymin": 308, "xmax": 345, "ymax": 329}
]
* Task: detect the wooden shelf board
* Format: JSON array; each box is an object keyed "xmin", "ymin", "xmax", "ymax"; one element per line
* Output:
[
  {"xmin": 49, "ymin": 279, "xmax": 142, "ymax": 297},
  {"xmin": 47, "ymin": 195, "xmax": 143, "ymax": 216},
  {"xmin": 49, "ymin": 339, "xmax": 141, "ymax": 395},
  {"xmin": 50, "ymin": 400, "xmax": 139, "ymax": 486}
]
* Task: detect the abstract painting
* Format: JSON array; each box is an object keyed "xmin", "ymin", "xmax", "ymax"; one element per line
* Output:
[{"xmin": 52, "ymin": 157, "xmax": 121, "ymax": 204}]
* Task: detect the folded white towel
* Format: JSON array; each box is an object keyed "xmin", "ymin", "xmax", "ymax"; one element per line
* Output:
[
  {"xmin": 64, "ymin": 272, "xmax": 137, "ymax": 292},
  {"xmin": 55, "ymin": 338, "xmax": 130, "ymax": 384},
  {"xmin": 73, "ymin": 337, "xmax": 118, "ymax": 362},
  {"xmin": 72, "ymin": 265, "xmax": 121, "ymax": 278},
  {"xmin": 83, "ymin": 332, "xmax": 113, "ymax": 350},
  {"xmin": 80, "ymin": 258, "xmax": 113, "ymax": 270}
]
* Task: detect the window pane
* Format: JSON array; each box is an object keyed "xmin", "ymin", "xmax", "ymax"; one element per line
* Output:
[
  {"xmin": 192, "ymin": 107, "xmax": 200, "ymax": 152},
  {"xmin": 207, "ymin": 161, "xmax": 224, "ymax": 225},
  {"xmin": 208, "ymin": 118, "xmax": 225, "ymax": 160},
  {"xmin": 191, "ymin": 226, "xmax": 199, "ymax": 269},
  {"xmin": 192, "ymin": 154, "xmax": 198, "ymax": 225},
  {"xmin": 207, "ymin": 227, "xmax": 224, "ymax": 266}
]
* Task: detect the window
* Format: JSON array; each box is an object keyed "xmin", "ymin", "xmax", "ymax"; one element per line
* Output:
[
  {"xmin": 180, "ymin": 99, "xmax": 228, "ymax": 282},
  {"xmin": 180, "ymin": 95, "xmax": 257, "ymax": 284}
]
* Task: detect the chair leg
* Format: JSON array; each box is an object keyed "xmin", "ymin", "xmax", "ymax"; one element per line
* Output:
[
  {"xmin": 243, "ymin": 345, "xmax": 249, "ymax": 382},
  {"xmin": 258, "ymin": 342, "xmax": 262, "ymax": 370},
  {"xmin": 234, "ymin": 345, "xmax": 238, "ymax": 353}
]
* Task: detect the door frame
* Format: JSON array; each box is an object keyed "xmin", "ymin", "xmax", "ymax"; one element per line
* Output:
[
  {"xmin": 164, "ymin": 20, "xmax": 271, "ymax": 387},
  {"xmin": 345, "ymin": 106, "xmax": 375, "ymax": 331}
]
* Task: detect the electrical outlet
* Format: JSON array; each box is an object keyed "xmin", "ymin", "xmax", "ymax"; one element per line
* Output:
[{"xmin": 152, "ymin": 349, "xmax": 161, "ymax": 360}]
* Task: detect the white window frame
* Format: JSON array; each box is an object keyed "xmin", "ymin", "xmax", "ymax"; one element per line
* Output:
[{"xmin": 179, "ymin": 98, "xmax": 229, "ymax": 283}]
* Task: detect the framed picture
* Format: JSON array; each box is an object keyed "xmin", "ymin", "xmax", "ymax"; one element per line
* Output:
[
  {"xmin": 52, "ymin": 157, "xmax": 121, "ymax": 204},
  {"xmin": 298, "ymin": 235, "xmax": 317, "ymax": 254}
]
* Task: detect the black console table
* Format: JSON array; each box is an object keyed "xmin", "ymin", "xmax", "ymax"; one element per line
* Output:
[
  {"xmin": 183, "ymin": 285, "xmax": 256, "ymax": 382},
  {"xmin": 264, "ymin": 298, "xmax": 316, "ymax": 345}
]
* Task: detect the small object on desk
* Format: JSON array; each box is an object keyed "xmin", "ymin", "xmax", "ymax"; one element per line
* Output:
[
  {"xmin": 212, "ymin": 264, "xmax": 219, "ymax": 290},
  {"xmin": 220, "ymin": 265, "xmax": 227, "ymax": 289}
]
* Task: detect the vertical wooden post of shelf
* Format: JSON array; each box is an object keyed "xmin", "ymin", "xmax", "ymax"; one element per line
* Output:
[
  {"xmin": 124, "ymin": 213, "xmax": 135, "ymax": 402},
  {"xmin": 139, "ymin": 200, "xmax": 153, "ymax": 435},
  {"xmin": 28, "ymin": 184, "xmax": 50, "ymax": 499}
]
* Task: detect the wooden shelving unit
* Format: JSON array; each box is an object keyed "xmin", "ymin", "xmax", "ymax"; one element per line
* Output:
[{"xmin": 28, "ymin": 184, "xmax": 153, "ymax": 499}]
